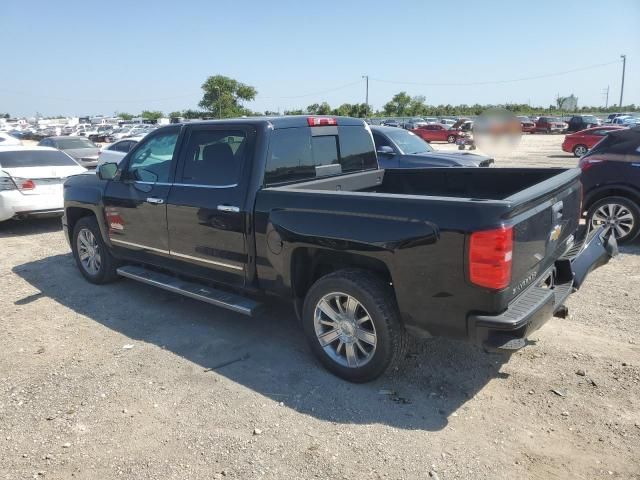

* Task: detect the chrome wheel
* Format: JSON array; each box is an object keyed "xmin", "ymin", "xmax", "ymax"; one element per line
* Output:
[
  {"xmin": 574, "ymin": 145, "xmax": 588, "ymax": 157},
  {"xmin": 76, "ymin": 228, "xmax": 102, "ymax": 275},
  {"xmin": 591, "ymin": 203, "xmax": 635, "ymax": 240},
  {"xmin": 313, "ymin": 292, "xmax": 377, "ymax": 368}
]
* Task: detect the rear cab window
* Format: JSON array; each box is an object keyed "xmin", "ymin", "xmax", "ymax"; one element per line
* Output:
[{"xmin": 264, "ymin": 124, "xmax": 377, "ymax": 186}]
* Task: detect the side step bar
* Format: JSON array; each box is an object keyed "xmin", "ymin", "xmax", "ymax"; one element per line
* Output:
[{"xmin": 116, "ymin": 265, "xmax": 262, "ymax": 316}]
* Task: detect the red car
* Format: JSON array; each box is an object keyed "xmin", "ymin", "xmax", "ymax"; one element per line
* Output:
[
  {"xmin": 517, "ymin": 116, "xmax": 536, "ymax": 133},
  {"xmin": 535, "ymin": 117, "xmax": 568, "ymax": 133},
  {"xmin": 411, "ymin": 124, "xmax": 465, "ymax": 143},
  {"xmin": 562, "ymin": 126, "xmax": 626, "ymax": 157}
]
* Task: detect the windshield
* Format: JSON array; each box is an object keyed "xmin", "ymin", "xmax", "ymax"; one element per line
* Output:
[
  {"xmin": 55, "ymin": 138, "xmax": 97, "ymax": 149},
  {"xmin": 386, "ymin": 128, "xmax": 434, "ymax": 154},
  {"xmin": 582, "ymin": 116, "xmax": 598, "ymax": 123},
  {"xmin": 0, "ymin": 150, "xmax": 79, "ymax": 168}
]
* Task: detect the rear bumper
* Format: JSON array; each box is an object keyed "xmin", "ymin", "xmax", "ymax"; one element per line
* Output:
[
  {"xmin": 0, "ymin": 190, "xmax": 64, "ymax": 222},
  {"xmin": 467, "ymin": 226, "xmax": 617, "ymax": 352}
]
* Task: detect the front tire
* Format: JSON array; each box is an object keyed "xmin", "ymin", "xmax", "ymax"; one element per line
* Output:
[
  {"xmin": 302, "ymin": 269, "xmax": 409, "ymax": 382},
  {"xmin": 72, "ymin": 216, "xmax": 120, "ymax": 284},
  {"xmin": 587, "ymin": 196, "xmax": 640, "ymax": 244},
  {"xmin": 447, "ymin": 134, "xmax": 456, "ymax": 143}
]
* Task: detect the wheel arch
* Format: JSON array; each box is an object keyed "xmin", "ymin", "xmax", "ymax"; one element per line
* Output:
[
  {"xmin": 583, "ymin": 185, "xmax": 640, "ymax": 212},
  {"xmin": 290, "ymin": 247, "xmax": 394, "ymax": 303}
]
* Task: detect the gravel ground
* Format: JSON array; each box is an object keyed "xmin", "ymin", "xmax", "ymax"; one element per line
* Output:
[{"xmin": 1, "ymin": 134, "xmax": 639, "ymax": 479}]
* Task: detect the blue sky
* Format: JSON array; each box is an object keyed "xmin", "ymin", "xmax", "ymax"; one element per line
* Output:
[{"xmin": 2, "ymin": 0, "xmax": 639, "ymax": 117}]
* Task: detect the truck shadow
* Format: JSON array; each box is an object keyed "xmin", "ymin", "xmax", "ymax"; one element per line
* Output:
[{"xmin": 13, "ymin": 253, "xmax": 510, "ymax": 432}]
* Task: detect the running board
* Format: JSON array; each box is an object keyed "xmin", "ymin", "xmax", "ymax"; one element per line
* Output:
[{"xmin": 116, "ymin": 265, "xmax": 261, "ymax": 316}]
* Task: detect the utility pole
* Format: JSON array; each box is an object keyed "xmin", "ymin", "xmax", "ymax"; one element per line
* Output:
[
  {"xmin": 362, "ymin": 75, "xmax": 369, "ymax": 112},
  {"xmin": 619, "ymin": 54, "xmax": 626, "ymax": 108},
  {"xmin": 602, "ymin": 86, "xmax": 610, "ymax": 108}
]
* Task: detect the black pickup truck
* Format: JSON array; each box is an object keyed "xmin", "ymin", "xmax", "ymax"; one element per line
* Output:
[{"xmin": 62, "ymin": 116, "xmax": 617, "ymax": 382}]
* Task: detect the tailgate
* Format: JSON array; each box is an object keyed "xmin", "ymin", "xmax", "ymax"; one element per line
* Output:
[{"xmin": 503, "ymin": 168, "xmax": 582, "ymax": 302}]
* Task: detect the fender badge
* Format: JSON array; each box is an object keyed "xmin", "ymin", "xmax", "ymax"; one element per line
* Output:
[{"xmin": 549, "ymin": 225, "xmax": 562, "ymax": 241}]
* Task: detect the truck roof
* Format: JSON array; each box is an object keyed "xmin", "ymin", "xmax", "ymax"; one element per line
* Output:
[{"xmin": 169, "ymin": 115, "xmax": 367, "ymax": 130}]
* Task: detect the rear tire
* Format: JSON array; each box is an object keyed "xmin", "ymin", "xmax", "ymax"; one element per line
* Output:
[
  {"xmin": 72, "ymin": 216, "xmax": 120, "ymax": 284},
  {"xmin": 573, "ymin": 144, "xmax": 588, "ymax": 157},
  {"xmin": 587, "ymin": 196, "xmax": 640, "ymax": 244},
  {"xmin": 447, "ymin": 134, "xmax": 456, "ymax": 143},
  {"xmin": 302, "ymin": 269, "xmax": 409, "ymax": 382}
]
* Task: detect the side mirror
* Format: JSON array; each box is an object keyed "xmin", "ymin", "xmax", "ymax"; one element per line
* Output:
[
  {"xmin": 376, "ymin": 146, "xmax": 395, "ymax": 155},
  {"xmin": 97, "ymin": 162, "xmax": 118, "ymax": 180}
]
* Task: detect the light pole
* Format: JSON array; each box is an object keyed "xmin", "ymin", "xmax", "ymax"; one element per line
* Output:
[
  {"xmin": 214, "ymin": 86, "xmax": 222, "ymax": 118},
  {"xmin": 362, "ymin": 75, "xmax": 369, "ymax": 113},
  {"xmin": 619, "ymin": 54, "xmax": 626, "ymax": 108}
]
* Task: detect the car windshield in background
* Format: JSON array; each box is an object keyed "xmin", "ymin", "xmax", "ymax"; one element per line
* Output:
[
  {"xmin": 386, "ymin": 128, "xmax": 434, "ymax": 154},
  {"xmin": 582, "ymin": 116, "xmax": 599, "ymax": 123},
  {"xmin": 0, "ymin": 150, "xmax": 78, "ymax": 168},
  {"xmin": 56, "ymin": 138, "xmax": 97, "ymax": 149}
]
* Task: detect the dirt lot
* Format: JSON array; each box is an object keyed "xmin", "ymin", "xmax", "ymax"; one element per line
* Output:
[{"xmin": 1, "ymin": 134, "xmax": 639, "ymax": 479}]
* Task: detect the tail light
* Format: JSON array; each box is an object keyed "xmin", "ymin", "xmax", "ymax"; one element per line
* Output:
[
  {"xmin": 0, "ymin": 173, "xmax": 35, "ymax": 191},
  {"xmin": 18, "ymin": 179, "xmax": 36, "ymax": 190},
  {"xmin": 307, "ymin": 117, "xmax": 337, "ymax": 127},
  {"xmin": 469, "ymin": 226, "xmax": 513, "ymax": 290},
  {"xmin": 578, "ymin": 158, "xmax": 604, "ymax": 171}
]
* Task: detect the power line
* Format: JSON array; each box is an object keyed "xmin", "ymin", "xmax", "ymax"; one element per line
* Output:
[
  {"xmin": 369, "ymin": 60, "xmax": 620, "ymax": 87},
  {"xmin": 255, "ymin": 80, "xmax": 362, "ymax": 99}
]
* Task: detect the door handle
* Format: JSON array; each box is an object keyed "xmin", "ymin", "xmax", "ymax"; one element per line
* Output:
[
  {"xmin": 146, "ymin": 197, "xmax": 164, "ymax": 204},
  {"xmin": 217, "ymin": 205, "xmax": 240, "ymax": 213}
]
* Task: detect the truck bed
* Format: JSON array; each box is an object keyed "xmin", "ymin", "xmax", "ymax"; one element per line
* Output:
[{"xmin": 279, "ymin": 167, "xmax": 570, "ymax": 202}]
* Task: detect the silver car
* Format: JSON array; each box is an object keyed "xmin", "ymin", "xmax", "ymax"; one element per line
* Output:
[{"xmin": 38, "ymin": 136, "xmax": 100, "ymax": 169}]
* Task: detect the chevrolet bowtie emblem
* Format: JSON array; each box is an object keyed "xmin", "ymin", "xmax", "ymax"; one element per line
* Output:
[{"xmin": 550, "ymin": 225, "xmax": 562, "ymax": 241}]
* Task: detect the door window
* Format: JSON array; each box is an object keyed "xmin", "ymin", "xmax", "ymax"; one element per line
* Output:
[
  {"xmin": 127, "ymin": 129, "xmax": 179, "ymax": 183},
  {"xmin": 373, "ymin": 133, "xmax": 391, "ymax": 150},
  {"xmin": 180, "ymin": 129, "xmax": 247, "ymax": 186}
]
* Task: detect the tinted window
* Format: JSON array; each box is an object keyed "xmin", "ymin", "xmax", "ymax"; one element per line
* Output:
[
  {"xmin": 384, "ymin": 128, "xmax": 433, "ymax": 154},
  {"xmin": 112, "ymin": 140, "xmax": 134, "ymax": 153},
  {"xmin": 373, "ymin": 133, "xmax": 391, "ymax": 150},
  {"xmin": 127, "ymin": 129, "xmax": 179, "ymax": 183},
  {"xmin": 339, "ymin": 126, "xmax": 378, "ymax": 173},
  {"xmin": 55, "ymin": 137, "xmax": 97, "ymax": 149},
  {"xmin": 180, "ymin": 129, "xmax": 246, "ymax": 186},
  {"xmin": 588, "ymin": 131, "xmax": 640, "ymax": 156},
  {"xmin": 264, "ymin": 126, "xmax": 377, "ymax": 185},
  {"xmin": 0, "ymin": 150, "xmax": 79, "ymax": 168}
]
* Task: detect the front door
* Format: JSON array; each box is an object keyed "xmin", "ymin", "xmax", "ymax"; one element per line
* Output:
[
  {"xmin": 103, "ymin": 127, "xmax": 181, "ymax": 262},
  {"xmin": 166, "ymin": 125, "xmax": 254, "ymax": 286}
]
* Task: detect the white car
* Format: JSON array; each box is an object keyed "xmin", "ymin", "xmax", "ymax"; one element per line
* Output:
[
  {"xmin": 96, "ymin": 136, "xmax": 143, "ymax": 168},
  {"xmin": 0, "ymin": 146, "xmax": 86, "ymax": 222},
  {"xmin": 0, "ymin": 132, "xmax": 22, "ymax": 147}
]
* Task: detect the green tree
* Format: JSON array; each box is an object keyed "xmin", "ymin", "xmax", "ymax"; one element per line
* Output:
[
  {"xmin": 199, "ymin": 75, "xmax": 257, "ymax": 118},
  {"xmin": 140, "ymin": 110, "xmax": 164, "ymax": 121},
  {"xmin": 383, "ymin": 92, "xmax": 412, "ymax": 116},
  {"xmin": 116, "ymin": 112, "xmax": 134, "ymax": 121},
  {"xmin": 168, "ymin": 111, "xmax": 183, "ymax": 118}
]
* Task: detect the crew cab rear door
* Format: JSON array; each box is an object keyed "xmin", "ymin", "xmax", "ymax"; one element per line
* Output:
[{"xmin": 166, "ymin": 125, "xmax": 255, "ymax": 286}]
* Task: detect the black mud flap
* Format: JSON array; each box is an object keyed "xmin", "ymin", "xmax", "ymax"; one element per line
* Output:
[{"xmin": 568, "ymin": 226, "xmax": 618, "ymax": 290}]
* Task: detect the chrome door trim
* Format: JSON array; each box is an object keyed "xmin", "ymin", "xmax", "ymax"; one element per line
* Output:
[
  {"xmin": 109, "ymin": 239, "xmax": 244, "ymax": 272},
  {"xmin": 169, "ymin": 250, "xmax": 244, "ymax": 271},
  {"xmin": 134, "ymin": 181, "xmax": 238, "ymax": 189},
  {"xmin": 110, "ymin": 238, "xmax": 170, "ymax": 254}
]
